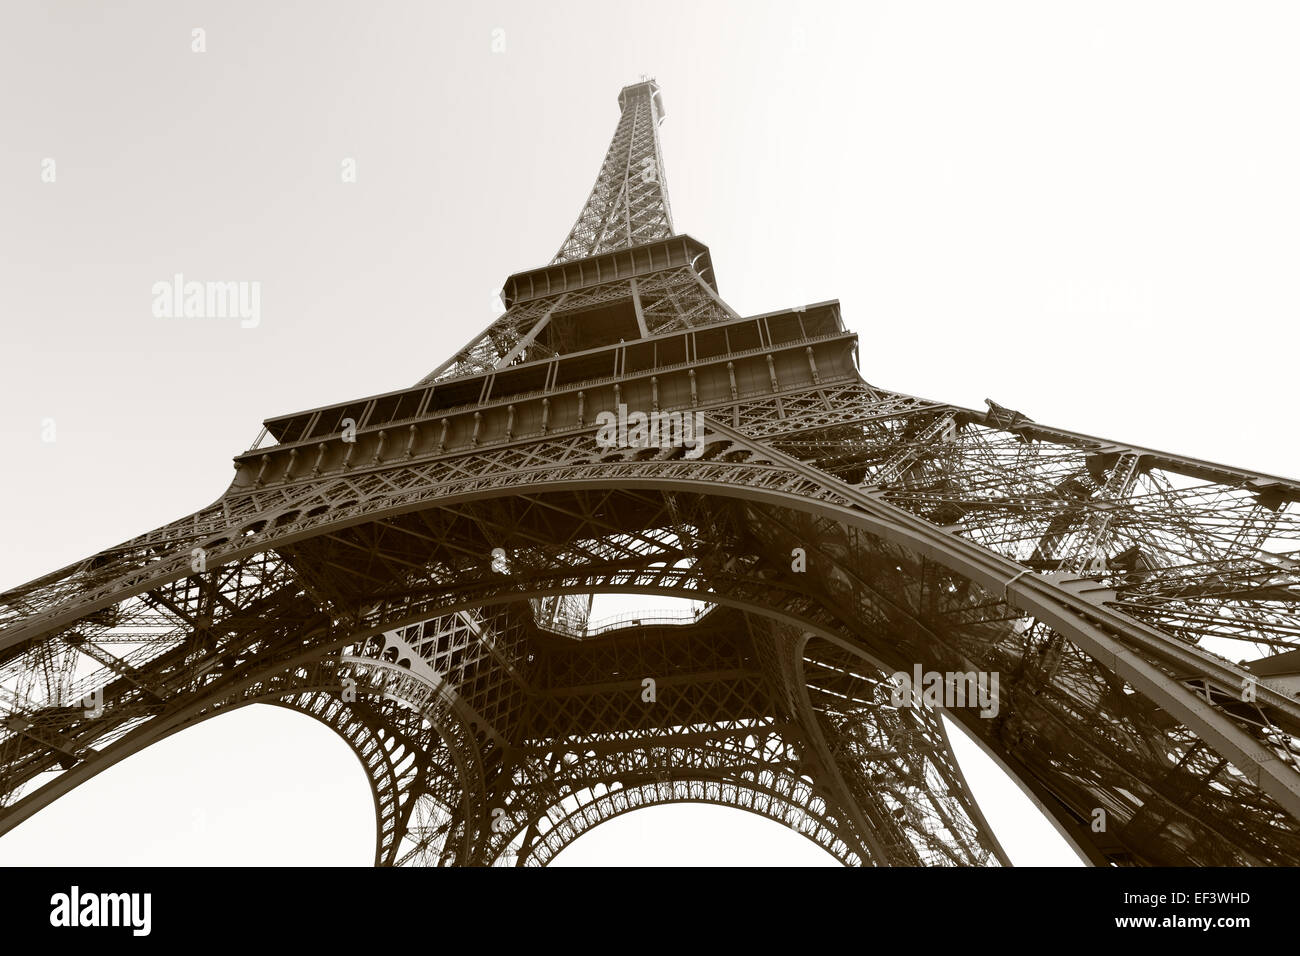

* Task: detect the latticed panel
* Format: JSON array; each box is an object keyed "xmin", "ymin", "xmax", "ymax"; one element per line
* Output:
[
  {"xmin": 553, "ymin": 80, "xmax": 673, "ymax": 264},
  {"xmin": 800, "ymin": 638, "xmax": 1001, "ymax": 866},
  {"xmin": 637, "ymin": 266, "xmax": 733, "ymax": 334},
  {"xmin": 1, "ymin": 405, "xmax": 1296, "ymax": 864},
  {"xmin": 419, "ymin": 296, "xmax": 557, "ymax": 384},
  {"xmin": 416, "ymin": 80, "xmax": 688, "ymax": 387},
  {"xmin": 758, "ymin": 396, "xmax": 1300, "ymax": 667},
  {"xmin": 420, "ymin": 264, "xmax": 732, "ymax": 385},
  {"xmin": 725, "ymin": 388, "xmax": 1300, "ymax": 863}
]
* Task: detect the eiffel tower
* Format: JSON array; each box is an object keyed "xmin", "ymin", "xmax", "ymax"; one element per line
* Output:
[{"xmin": 3, "ymin": 79, "xmax": 1299, "ymax": 867}]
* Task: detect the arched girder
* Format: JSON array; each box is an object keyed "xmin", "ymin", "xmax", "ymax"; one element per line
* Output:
[
  {"xmin": 0, "ymin": 541, "xmax": 1256, "ymax": 865},
  {"xmin": 260, "ymin": 692, "xmax": 412, "ymax": 866},
  {"xmin": 0, "ymin": 651, "xmax": 489, "ymax": 866},
  {"xmin": 0, "ymin": 538, "xmax": 1279, "ymax": 874},
  {"xmin": 5, "ymin": 424, "xmax": 1298, "ymax": 749},
  {"xmin": 0, "ymin": 565, "xmax": 1003, "ymax": 866},
  {"xmin": 165, "ymin": 655, "xmax": 489, "ymax": 867},
  {"xmin": 7, "ymin": 437, "xmax": 1295, "ymax": 741},
  {"xmin": 234, "ymin": 655, "xmax": 492, "ymax": 867},
  {"xmin": 504, "ymin": 774, "xmax": 862, "ymax": 867},
  {"xmin": 469, "ymin": 603, "xmax": 1007, "ymax": 867},
  {"xmin": 2, "ymin": 452, "xmax": 1298, "ymax": 864},
  {"xmin": 777, "ymin": 623, "xmax": 1010, "ymax": 867}
]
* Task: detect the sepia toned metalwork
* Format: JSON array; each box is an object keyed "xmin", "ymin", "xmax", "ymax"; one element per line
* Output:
[{"xmin": 2, "ymin": 79, "xmax": 1298, "ymax": 865}]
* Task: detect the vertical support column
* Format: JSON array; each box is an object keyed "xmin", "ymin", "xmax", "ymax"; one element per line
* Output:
[
  {"xmin": 806, "ymin": 346, "xmax": 820, "ymax": 384},
  {"xmin": 630, "ymin": 277, "xmax": 650, "ymax": 338}
]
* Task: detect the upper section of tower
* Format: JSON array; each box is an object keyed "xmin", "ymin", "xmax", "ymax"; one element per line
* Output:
[
  {"xmin": 618, "ymin": 78, "xmax": 665, "ymax": 116},
  {"xmin": 552, "ymin": 78, "xmax": 675, "ymax": 263},
  {"xmin": 242, "ymin": 80, "xmax": 853, "ymax": 473},
  {"xmin": 403, "ymin": 80, "xmax": 850, "ymax": 389}
]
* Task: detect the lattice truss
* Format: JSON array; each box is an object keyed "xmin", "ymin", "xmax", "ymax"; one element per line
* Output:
[
  {"xmin": 798, "ymin": 639, "xmax": 998, "ymax": 866},
  {"xmin": 552, "ymin": 80, "xmax": 673, "ymax": 264},
  {"xmin": 421, "ymin": 264, "xmax": 731, "ymax": 384},
  {"xmin": 0, "ymin": 451, "xmax": 1014, "ymax": 866},
  {"xmin": 754, "ymin": 394, "xmax": 1300, "ymax": 663},
  {"xmin": 4, "ymin": 378, "xmax": 1296, "ymax": 865},
  {"xmin": 2, "ymin": 76, "xmax": 1299, "ymax": 867},
  {"xmin": 418, "ymin": 80, "xmax": 701, "ymax": 386}
]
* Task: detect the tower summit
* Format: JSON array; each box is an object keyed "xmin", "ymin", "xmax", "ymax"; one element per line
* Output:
[{"xmin": 2, "ymin": 83, "xmax": 1299, "ymax": 867}]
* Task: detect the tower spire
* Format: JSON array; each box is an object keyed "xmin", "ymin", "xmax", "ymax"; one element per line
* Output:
[{"xmin": 552, "ymin": 79, "xmax": 674, "ymax": 263}]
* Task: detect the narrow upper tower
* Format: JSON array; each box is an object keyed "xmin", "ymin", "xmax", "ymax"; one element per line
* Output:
[
  {"xmin": 553, "ymin": 79, "xmax": 674, "ymax": 263},
  {"xmin": 415, "ymin": 78, "xmax": 774, "ymax": 386}
]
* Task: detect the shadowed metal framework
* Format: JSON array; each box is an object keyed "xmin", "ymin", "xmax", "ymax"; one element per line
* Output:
[{"xmin": 2, "ymin": 79, "xmax": 1299, "ymax": 866}]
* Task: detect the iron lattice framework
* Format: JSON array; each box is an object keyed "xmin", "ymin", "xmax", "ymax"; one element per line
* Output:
[{"xmin": 3, "ymin": 79, "xmax": 1299, "ymax": 866}]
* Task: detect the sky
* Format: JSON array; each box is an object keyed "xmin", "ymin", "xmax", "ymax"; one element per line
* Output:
[{"xmin": 1, "ymin": 0, "xmax": 1297, "ymax": 865}]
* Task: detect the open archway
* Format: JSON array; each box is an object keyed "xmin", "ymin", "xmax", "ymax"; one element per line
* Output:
[
  {"xmin": 550, "ymin": 802, "xmax": 841, "ymax": 866},
  {"xmin": 0, "ymin": 704, "xmax": 374, "ymax": 865},
  {"xmin": 3, "ymin": 440, "xmax": 1295, "ymax": 866}
]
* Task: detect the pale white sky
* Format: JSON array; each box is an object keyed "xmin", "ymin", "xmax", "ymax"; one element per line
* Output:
[{"xmin": 1, "ymin": 0, "xmax": 1296, "ymax": 865}]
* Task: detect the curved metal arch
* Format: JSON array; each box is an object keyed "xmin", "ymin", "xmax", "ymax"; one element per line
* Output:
[
  {"xmin": 782, "ymin": 627, "xmax": 1011, "ymax": 867},
  {"xmin": 752, "ymin": 617, "xmax": 941, "ymax": 866},
  {"xmin": 21, "ymin": 452, "xmax": 1293, "ymax": 804},
  {"xmin": 169, "ymin": 691, "xmax": 414, "ymax": 865},
  {"xmin": 202, "ymin": 656, "xmax": 490, "ymax": 867},
  {"xmin": 0, "ymin": 532, "xmax": 1251, "ymax": 864},
  {"xmin": 7, "ymin": 442, "xmax": 1299, "ymax": 741},
  {"xmin": 238, "ymin": 691, "xmax": 480, "ymax": 865},
  {"xmin": 0, "ymin": 561, "xmax": 1041, "ymax": 868},
  {"xmin": 261, "ymin": 692, "xmax": 410, "ymax": 866},
  {"xmin": 0, "ymin": 571, "xmax": 879, "ymax": 842},
  {"xmin": 331, "ymin": 568, "xmax": 1007, "ymax": 866},
  {"xmin": 353, "ymin": 570, "xmax": 1278, "ymax": 864},
  {"xmin": 505, "ymin": 775, "xmax": 861, "ymax": 867},
  {"xmin": 178, "ymin": 561, "xmax": 998, "ymax": 868},
  {"xmin": 1, "ymin": 653, "xmax": 488, "ymax": 865},
  {"xmin": 932, "ymin": 702, "xmax": 1109, "ymax": 867},
  {"xmin": 3, "ymin": 464, "xmax": 1297, "ymax": 863}
]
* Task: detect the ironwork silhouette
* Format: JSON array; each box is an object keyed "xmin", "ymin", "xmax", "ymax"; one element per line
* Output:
[{"xmin": 3, "ymin": 80, "xmax": 1299, "ymax": 865}]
